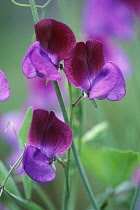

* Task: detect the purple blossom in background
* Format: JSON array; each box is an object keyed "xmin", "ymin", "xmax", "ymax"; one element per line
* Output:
[
  {"xmin": 88, "ymin": 35, "xmax": 131, "ymax": 77},
  {"xmin": 22, "ymin": 109, "xmax": 72, "ymax": 182},
  {"xmin": 22, "ymin": 19, "xmax": 76, "ymax": 80},
  {"xmin": 82, "ymin": 0, "xmax": 136, "ymax": 39},
  {"xmin": 64, "ymin": 40, "xmax": 126, "ymax": 101},
  {"xmin": 26, "ymin": 77, "xmax": 67, "ymax": 110},
  {"xmin": 0, "ymin": 70, "xmax": 10, "ymax": 102}
]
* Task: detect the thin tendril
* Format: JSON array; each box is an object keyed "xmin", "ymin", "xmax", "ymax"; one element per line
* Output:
[
  {"xmin": 0, "ymin": 153, "xmax": 23, "ymax": 197},
  {"xmin": 11, "ymin": 0, "xmax": 52, "ymax": 9}
]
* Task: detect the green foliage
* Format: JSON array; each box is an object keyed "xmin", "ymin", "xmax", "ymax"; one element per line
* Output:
[
  {"xmin": 18, "ymin": 107, "xmax": 33, "ymax": 199},
  {"xmin": 81, "ymin": 145, "xmax": 140, "ymax": 187},
  {"xmin": 4, "ymin": 188, "xmax": 43, "ymax": 210},
  {"xmin": 0, "ymin": 161, "xmax": 20, "ymax": 196},
  {"xmin": 18, "ymin": 106, "xmax": 33, "ymax": 149}
]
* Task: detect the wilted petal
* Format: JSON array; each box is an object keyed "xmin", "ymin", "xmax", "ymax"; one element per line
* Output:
[
  {"xmin": 64, "ymin": 42, "xmax": 91, "ymax": 90},
  {"xmin": 28, "ymin": 109, "xmax": 72, "ymax": 158},
  {"xmin": 89, "ymin": 62, "xmax": 123, "ymax": 100},
  {"xmin": 35, "ymin": 19, "xmax": 76, "ymax": 62},
  {"xmin": 22, "ymin": 145, "xmax": 56, "ymax": 182},
  {"xmin": 106, "ymin": 63, "xmax": 126, "ymax": 101},
  {"xmin": 0, "ymin": 70, "xmax": 10, "ymax": 102},
  {"xmin": 22, "ymin": 42, "xmax": 61, "ymax": 81},
  {"xmin": 86, "ymin": 40, "xmax": 105, "ymax": 78}
]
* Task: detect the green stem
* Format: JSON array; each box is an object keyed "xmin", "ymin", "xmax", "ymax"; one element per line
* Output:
[
  {"xmin": 130, "ymin": 186, "xmax": 139, "ymax": 210},
  {"xmin": 29, "ymin": 0, "xmax": 39, "ymax": 24},
  {"xmin": 0, "ymin": 153, "xmax": 23, "ymax": 197},
  {"xmin": 34, "ymin": 184, "xmax": 56, "ymax": 210},
  {"xmin": 53, "ymin": 81, "xmax": 99, "ymax": 210}
]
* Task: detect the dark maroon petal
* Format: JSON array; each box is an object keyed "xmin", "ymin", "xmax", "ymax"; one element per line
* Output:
[
  {"xmin": 22, "ymin": 145, "xmax": 56, "ymax": 182},
  {"xmin": 89, "ymin": 62, "xmax": 121, "ymax": 100},
  {"xmin": 35, "ymin": 19, "xmax": 76, "ymax": 62},
  {"xmin": 64, "ymin": 42, "xmax": 91, "ymax": 90},
  {"xmin": 22, "ymin": 41, "xmax": 61, "ymax": 81},
  {"xmin": 22, "ymin": 42, "xmax": 38, "ymax": 79},
  {"xmin": 28, "ymin": 109, "xmax": 72, "ymax": 158},
  {"xmin": 86, "ymin": 40, "xmax": 105, "ymax": 78},
  {"xmin": 0, "ymin": 70, "xmax": 10, "ymax": 102},
  {"xmin": 106, "ymin": 62, "xmax": 126, "ymax": 101}
]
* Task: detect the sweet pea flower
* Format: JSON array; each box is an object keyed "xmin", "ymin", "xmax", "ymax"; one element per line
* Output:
[
  {"xmin": 82, "ymin": 0, "xmax": 135, "ymax": 40},
  {"xmin": 64, "ymin": 40, "xmax": 126, "ymax": 101},
  {"xmin": 0, "ymin": 70, "xmax": 10, "ymax": 102},
  {"xmin": 22, "ymin": 109, "xmax": 72, "ymax": 182},
  {"xmin": 22, "ymin": 19, "xmax": 76, "ymax": 81}
]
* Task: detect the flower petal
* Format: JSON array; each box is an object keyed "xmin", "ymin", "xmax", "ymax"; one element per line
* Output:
[
  {"xmin": 0, "ymin": 70, "xmax": 10, "ymax": 102},
  {"xmin": 22, "ymin": 42, "xmax": 38, "ymax": 79},
  {"xmin": 64, "ymin": 42, "xmax": 91, "ymax": 90},
  {"xmin": 35, "ymin": 19, "xmax": 76, "ymax": 63},
  {"xmin": 28, "ymin": 109, "xmax": 72, "ymax": 158},
  {"xmin": 86, "ymin": 40, "xmax": 105, "ymax": 78},
  {"xmin": 22, "ymin": 145, "xmax": 56, "ymax": 182},
  {"xmin": 106, "ymin": 63, "xmax": 126, "ymax": 101},
  {"xmin": 22, "ymin": 41, "xmax": 61, "ymax": 81},
  {"xmin": 89, "ymin": 62, "xmax": 125, "ymax": 100},
  {"xmin": 82, "ymin": 0, "xmax": 134, "ymax": 40}
]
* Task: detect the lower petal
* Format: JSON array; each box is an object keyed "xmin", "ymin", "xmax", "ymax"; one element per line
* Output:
[
  {"xmin": 22, "ymin": 145, "xmax": 56, "ymax": 182},
  {"xmin": 89, "ymin": 62, "xmax": 125, "ymax": 100}
]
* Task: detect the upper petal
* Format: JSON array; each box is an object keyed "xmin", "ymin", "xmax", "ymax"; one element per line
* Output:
[
  {"xmin": 89, "ymin": 62, "xmax": 125, "ymax": 100},
  {"xmin": 28, "ymin": 109, "xmax": 72, "ymax": 158},
  {"xmin": 22, "ymin": 145, "xmax": 56, "ymax": 182},
  {"xmin": 35, "ymin": 19, "xmax": 76, "ymax": 62},
  {"xmin": 86, "ymin": 40, "xmax": 105, "ymax": 78},
  {"xmin": 22, "ymin": 41, "xmax": 61, "ymax": 81},
  {"xmin": 64, "ymin": 42, "xmax": 91, "ymax": 90},
  {"xmin": 0, "ymin": 70, "xmax": 10, "ymax": 102}
]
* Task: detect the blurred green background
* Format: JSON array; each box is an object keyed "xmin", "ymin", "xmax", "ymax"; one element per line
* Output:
[{"xmin": 1, "ymin": 0, "xmax": 140, "ymax": 209}]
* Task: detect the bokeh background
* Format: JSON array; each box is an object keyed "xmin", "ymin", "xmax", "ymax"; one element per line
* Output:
[{"xmin": 0, "ymin": 0, "xmax": 140, "ymax": 209}]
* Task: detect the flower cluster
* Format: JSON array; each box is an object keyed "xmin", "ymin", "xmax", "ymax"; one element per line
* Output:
[{"xmin": 21, "ymin": 18, "xmax": 126, "ymax": 182}]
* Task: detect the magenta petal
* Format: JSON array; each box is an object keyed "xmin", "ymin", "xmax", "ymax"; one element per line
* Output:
[
  {"xmin": 0, "ymin": 70, "xmax": 10, "ymax": 102},
  {"xmin": 64, "ymin": 42, "xmax": 91, "ymax": 90},
  {"xmin": 106, "ymin": 63, "xmax": 126, "ymax": 101},
  {"xmin": 89, "ymin": 62, "xmax": 122, "ymax": 100},
  {"xmin": 35, "ymin": 19, "xmax": 76, "ymax": 61},
  {"xmin": 28, "ymin": 109, "xmax": 72, "ymax": 158},
  {"xmin": 22, "ymin": 145, "xmax": 56, "ymax": 182},
  {"xmin": 86, "ymin": 40, "xmax": 105, "ymax": 78}
]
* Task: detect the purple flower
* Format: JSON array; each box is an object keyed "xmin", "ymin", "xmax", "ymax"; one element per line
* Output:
[
  {"xmin": 26, "ymin": 77, "xmax": 67, "ymax": 110},
  {"xmin": 64, "ymin": 40, "xmax": 126, "ymax": 101},
  {"xmin": 22, "ymin": 19, "xmax": 76, "ymax": 80},
  {"xmin": 0, "ymin": 70, "xmax": 10, "ymax": 102},
  {"xmin": 82, "ymin": 0, "xmax": 135, "ymax": 40},
  {"xmin": 22, "ymin": 109, "xmax": 72, "ymax": 182}
]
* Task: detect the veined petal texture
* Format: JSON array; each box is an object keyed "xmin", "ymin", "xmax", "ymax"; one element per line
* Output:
[{"xmin": 0, "ymin": 70, "xmax": 10, "ymax": 102}]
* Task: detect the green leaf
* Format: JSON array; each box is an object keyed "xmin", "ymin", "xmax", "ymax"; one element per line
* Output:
[
  {"xmin": 81, "ymin": 121, "xmax": 108, "ymax": 143},
  {"xmin": 18, "ymin": 106, "xmax": 33, "ymax": 149},
  {"xmin": 81, "ymin": 145, "xmax": 140, "ymax": 187},
  {"xmin": 0, "ymin": 160, "xmax": 20, "ymax": 196},
  {"xmin": 23, "ymin": 174, "xmax": 33, "ymax": 199},
  {"xmin": 4, "ymin": 188, "xmax": 43, "ymax": 210},
  {"xmin": 18, "ymin": 107, "xmax": 33, "ymax": 199}
]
